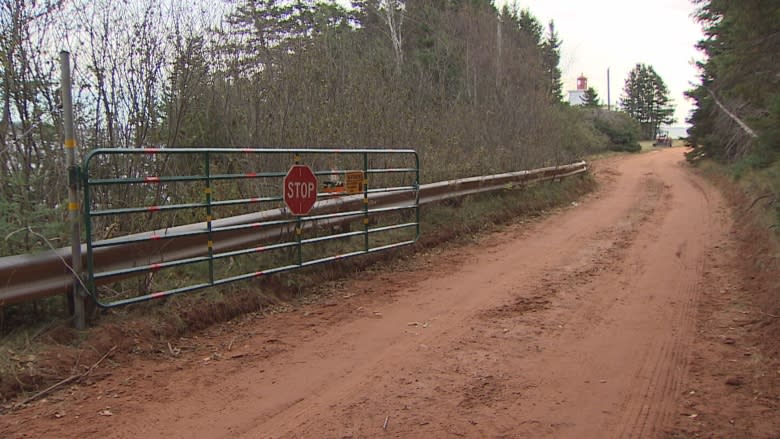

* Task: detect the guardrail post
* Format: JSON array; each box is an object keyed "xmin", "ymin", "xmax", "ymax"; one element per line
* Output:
[{"xmin": 60, "ymin": 51, "xmax": 86, "ymax": 329}]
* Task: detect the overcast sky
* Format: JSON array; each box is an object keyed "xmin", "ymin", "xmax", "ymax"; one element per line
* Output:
[{"xmin": 497, "ymin": 0, "xmax": 704, "ymax": 126}]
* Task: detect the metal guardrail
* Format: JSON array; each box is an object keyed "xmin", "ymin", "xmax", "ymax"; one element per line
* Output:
[{"xmin": 0, "ymin": 161, "xmax": 587, "ymax": 307}]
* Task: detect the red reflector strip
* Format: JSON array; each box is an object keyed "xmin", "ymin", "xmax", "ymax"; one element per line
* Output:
[
  {"xmin": 250, "ymin": 197, "xmax": 259, "ymax": 203},
  {"xmin": 254, "ymin": 271, "xmax": 264, "ymax": 277},
  {"xmin": 144, "ymin": 176, "xmax": 160, "ymax": 183},
  {"xmin": 143, "ymin": 148, "xmax": 160, "ymax": 154},
  {"xmin": 150, "ymin": 263, "xmax": 162, "ymax": 271},
  {"xmin": 245, "ymin": 172, "xmax": 257, "ymax": 178},
  {"xmin": 150, "ymin": 292, "xmax": 166, "ymax": 299},
  {"xmin": 254, "ymin": 246, "xmax": 265, "ymax": 252},
  {"xmin": 150, "ymin": 234, "xmax": 161, "ymax": 240},
  {"xmin": 242, "ymin": 148, "xmax": 253, "ymax": 153},
  {"xmin": 148, "ymin": 206, "xmax": 160, "ymax": 212}
]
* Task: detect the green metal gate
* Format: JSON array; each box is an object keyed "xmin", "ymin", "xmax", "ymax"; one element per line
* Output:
[{"xmin": 82, "ymin": 148, "xmax": 419, "ymax": 308}]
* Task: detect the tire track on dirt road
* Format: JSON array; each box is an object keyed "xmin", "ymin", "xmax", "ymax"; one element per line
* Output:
[{"xmin": 616, "ymin": 156, "xmax": 718, "ymax": 439}]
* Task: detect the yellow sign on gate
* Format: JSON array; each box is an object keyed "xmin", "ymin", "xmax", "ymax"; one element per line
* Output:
[{"xmin": 344, "ymin": 171, "xmax": 364, "ymax": 194}]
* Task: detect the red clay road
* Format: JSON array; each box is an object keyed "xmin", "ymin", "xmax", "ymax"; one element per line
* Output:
[{"xmin": 1, "ymin": 148, "xmax": 733, "ymax": 438}]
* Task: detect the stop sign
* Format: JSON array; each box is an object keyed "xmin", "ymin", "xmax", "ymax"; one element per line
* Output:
[{"xmin": 283, "ymin": 164, "xmax": 318, "ymax": 215}]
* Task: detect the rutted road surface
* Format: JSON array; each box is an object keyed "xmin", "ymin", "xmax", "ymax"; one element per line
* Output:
[{"xmin": 2, "ymin": 148, "xmax": 732, "ymax": 438}]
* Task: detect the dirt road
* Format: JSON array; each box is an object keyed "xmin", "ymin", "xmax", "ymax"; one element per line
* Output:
[{"xmin": 0, "ymin": 149, "xmax": 742, "ymax": 437}]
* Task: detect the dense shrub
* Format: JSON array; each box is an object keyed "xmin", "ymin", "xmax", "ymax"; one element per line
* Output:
[{"xmin": 587, "ymin": 109, "xmax": 642, "ymax": 152}]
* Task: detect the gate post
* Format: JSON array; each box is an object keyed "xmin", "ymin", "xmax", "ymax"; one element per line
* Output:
[{"xmin": 60, "ymin": 51, "xmax": 86, "ymax": 329}]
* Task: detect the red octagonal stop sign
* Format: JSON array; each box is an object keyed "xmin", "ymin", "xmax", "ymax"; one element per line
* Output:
[{"xmin": 283, "ymin": 164, "xmax": 318, "ymax": 215}]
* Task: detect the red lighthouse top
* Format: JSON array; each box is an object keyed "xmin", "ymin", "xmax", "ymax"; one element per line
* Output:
[{"xmin": 577, "ymin": 74, "xmax": 588, "ymax": 90}]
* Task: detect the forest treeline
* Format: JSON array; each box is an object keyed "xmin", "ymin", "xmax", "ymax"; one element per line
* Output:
[
  {"xmin": 687, "ymin": 0, "xmax": 779, "ymax": 165},
  {"xmin": 1, "ymin": 0, "xmax": 622, "ymax": 256}
]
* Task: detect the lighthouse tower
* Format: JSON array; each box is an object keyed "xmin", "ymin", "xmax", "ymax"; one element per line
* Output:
[
  {"xmin": 577, "ymin": 74, "xmax": 587, "ymax": 91},
  {"xmin": 568, "ymin": 74, "xmax": 588, "ymax": 106}
]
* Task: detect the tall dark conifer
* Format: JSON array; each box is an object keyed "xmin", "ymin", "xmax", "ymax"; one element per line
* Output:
[
  {"xmin": 542, "ymin": 20, "xmax": 563, "ymax": 102},
  {"xmin": 687, "ymin": 0, "xmax": 779, "ymax": 162},
  {"xmin": 620, "ymin": 63, "xmax": 675, "ymax": 139}
]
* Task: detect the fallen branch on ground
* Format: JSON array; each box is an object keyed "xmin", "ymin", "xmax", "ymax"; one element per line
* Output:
[{"xmin": 17, "ymin": 345, "xmax": 117, "ymax": 407}]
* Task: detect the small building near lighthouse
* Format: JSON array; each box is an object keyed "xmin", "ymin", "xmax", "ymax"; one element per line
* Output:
[{"xmin": 568, "ymin": 74, "xmax": 588, "ymax": 106}]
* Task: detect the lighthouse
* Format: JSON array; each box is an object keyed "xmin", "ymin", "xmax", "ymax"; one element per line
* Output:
[
  {"xmin": 576, "ymin": 74, "xmax": 587, "ymax": 91},
  {"xmin": 568, "ymin": 74, "xmax": 588, "ymax": 106}
]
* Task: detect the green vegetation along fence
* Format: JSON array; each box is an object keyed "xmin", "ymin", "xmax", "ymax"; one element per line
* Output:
[{"xmin": 82, "ymin": 148, "xmax": 419, "ymax": 308}]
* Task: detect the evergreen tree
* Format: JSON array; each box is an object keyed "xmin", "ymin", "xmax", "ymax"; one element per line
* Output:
[
  {"xmin": 687, "ymin": 0, "xmax": 779, "ymax": 163},
  {"xmin": 220, "ymin": 0, "xmax": 351, "ymax": 77},
  {"xmin": 620, "ymin": 63, "xmax": 675, "ymax": 139},
  {"xmin": 582, "ymin": 87, "xmax": 600, "ymax": 107},
  {"xmin": 515, "ymin": 8, "xmax": 543, "ymax": 46},
  {"xmin": 541, "ymin": 20, "xmax": 563, "ymax": 102}
]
